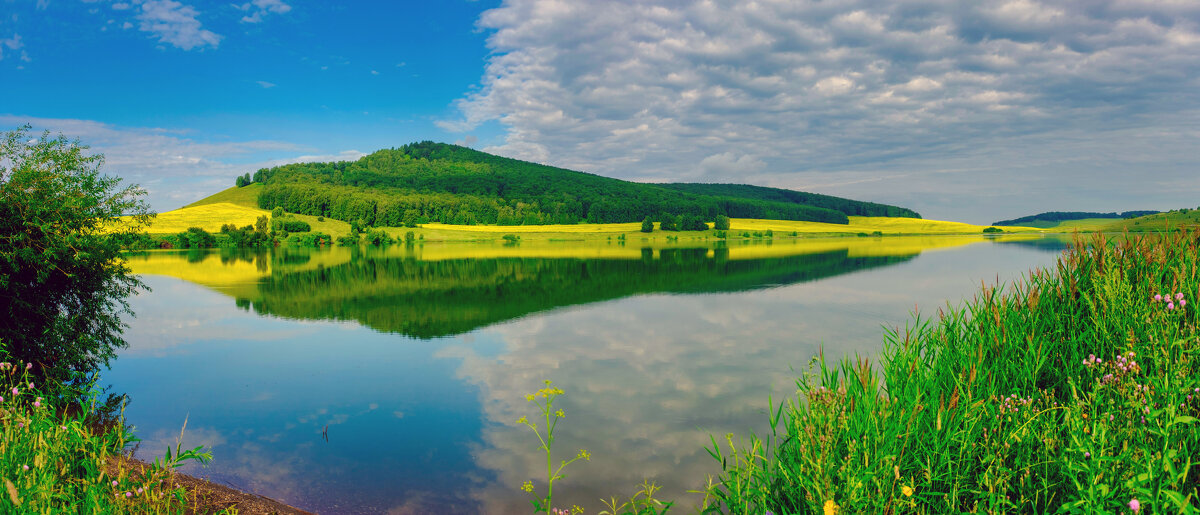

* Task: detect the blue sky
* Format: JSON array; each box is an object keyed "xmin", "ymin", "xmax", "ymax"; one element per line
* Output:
[{"xmin": 3, "ymin": 0, "xmax": 1199, "ymax": 223}]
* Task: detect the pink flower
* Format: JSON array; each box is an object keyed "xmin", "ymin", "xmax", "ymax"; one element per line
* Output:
[
  {"xmin": 125, "ymin": 492, "xmax": 132, "ymax": 498},
  {"xmin": 1176, "ymin": 292, "xmax": 1184, "ymax": 301},
  {"xmin": 25, "ymin": 363, "xmax": 31, "ymax": 370},
  {"xmin": 1154, "ymin": 294, "xmax": 1162, "ymax": 302},
  {"xmin": 111, "ymin": 480, "xmax": 118, "ymax": 487},
  {"xmin": 1181, "ymin": 300, "xmax": 1187, "ymax": 308},
  {"xmin": 22, "ymin": 465, "xmax": 29, "ymax": 471},
  {"xmin": 1168, "ymin": 302, "xmax": 1175, "ymax": 310},
  {"xmin": 1129, "ymin": 498, "xmax": 1140, "ymax": 512}
]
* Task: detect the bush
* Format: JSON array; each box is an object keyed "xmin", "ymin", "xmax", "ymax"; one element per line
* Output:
[
  {"xmin": 286, "ymin": 232, "xmax": 332, "ymax": 247},
  {"xmin": 714, "ymin": 215, "xmax": 730, "ymax": 231},
  {"xmin": 983, "ymin": 226, "xmax": 1004, "ymax": 233},
  {"xmin": 0, "ymin": 127, "xmax": 152, "ymax": 378},
  {"xmin": 659, "ymin": 215, "xmax": 679, "ymax": 231},
  {"xmin": 271, "ymin": 206, "xmax": 284, "ymax": 217},
  {"xmin": 364, "ymin": 228, "xmax": 393, "ymax": 246},
  {"xmin": 678, "ymin": 214, "xmax": 709, "ymax": 231},
  {"xmin": 272, "ymin": 217, "xmax": 311, "ymax": 232},
  {"xmin": 336, "ymin": 234, "xmax": 360, "ymax": 246},
  {"xmin": 502, "ymin": 234, "xmax": 521, "ymax": 244},
  {"xmin": 641, "ymin": 217, "xmax": 654, "ymax": 233}
]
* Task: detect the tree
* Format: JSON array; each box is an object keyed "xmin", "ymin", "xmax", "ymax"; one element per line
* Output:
[
  {"xmin": 0, "ymin": 126, "xmax": 152, "ymax": 378},
  {"xmin": 235, "ymin": 175, "xmax": 247, "ymax": 187},
  {"xmin": 714, "ymin": 215, "xmax": 730, "ymax": 231},
  {"xmin": 641, "ymin": 216, "xmax": 653, "ymax": 233}
]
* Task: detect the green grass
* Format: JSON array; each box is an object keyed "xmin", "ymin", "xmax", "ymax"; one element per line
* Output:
[
  {"xmin": 703, "ymin": 230, "xmax": 1200, "ymax": 513},
  {"xmin": 184, "ymin": 184, "xmax": 262, "ymax": 209},
  {"xmin": 0, "ymin": 352, "xmax": 216, "ymax": 513}
]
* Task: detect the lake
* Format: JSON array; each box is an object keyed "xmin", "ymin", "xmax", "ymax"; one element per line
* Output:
[{"xmin": 107, "ymin": 235, "xmax": 1068, "ymax": 514}]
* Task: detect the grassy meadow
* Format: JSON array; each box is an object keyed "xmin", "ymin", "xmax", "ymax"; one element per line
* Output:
[{"xmin": 703, "ymin": 230, "xmax": 1200, "ymax": 513}]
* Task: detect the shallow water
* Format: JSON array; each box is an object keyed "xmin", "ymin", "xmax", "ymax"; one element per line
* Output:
[{"xmin": 108, "ymin": 235, "xmax": 1067, "ymax": 513}]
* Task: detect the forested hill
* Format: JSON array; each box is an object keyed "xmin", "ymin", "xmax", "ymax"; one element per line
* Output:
[
  {"xmin": 657, "ymin": 183, "xmax": 920, "ymax": 218},
  {"xmin": 992, "ymin": 210, "xmax": 1160, "ymax": 226},
  {"xmin": 249, "ymin": 141, "xmax": 918, "ymax": 226}
]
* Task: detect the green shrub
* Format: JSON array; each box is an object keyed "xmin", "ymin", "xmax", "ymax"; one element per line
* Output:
[
  {"xmin": 641, "ymin": 217, "xmax": 654, "ymax": 233},
  {"xmin": 714, "ymin": 215, "xmax": 731, "ymax": 231},
  {"xmin": 364, "ymin": 228, "xmax": 393, "ymax": 246}
]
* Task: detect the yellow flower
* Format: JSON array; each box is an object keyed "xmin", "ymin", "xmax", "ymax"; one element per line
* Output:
[
  {"xmin": 521, "ymin": 481, "xmax": 534, "ymax": 493},
  {"xmin": 824, "ymin": 499, "xmax": 839, "ymax": 515},
  {"xmin": 577, "ymin": 449, "xmax": 591, "ymax": 461},
  {"xmin": 902, "ymin": 485, "xmax": 914, "ymax": 497},
  {"xmin": 555, "ymin": 409, "xmax": 565, "ymax": 418},
  {"xmin": 572, "ymin": 505, "xmax": 583, "ymax": 514},
  {"xmin": 516, "ymin": 416, "xmax": 528, "ymax": 425},
  {"xmin": 526, "ymin": 394, "xmax": 535, "ymax": 402}
]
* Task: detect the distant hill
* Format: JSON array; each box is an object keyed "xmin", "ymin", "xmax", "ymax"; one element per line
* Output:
[
  {"xmin": 993, "ymin": 210, "xmax": 1159, "ymax": 226},
  {"xmin": 233, "ymin": 142, "xmax": 918, "ymax": 226},
  {"xmin": 657, "ymin": 183, "xmax": 920, "ymax": 218}
]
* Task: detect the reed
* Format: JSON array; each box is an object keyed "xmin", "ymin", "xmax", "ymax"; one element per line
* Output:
[{"xmin": 703, "ymin": 231, "xmax": 1200, "ymax": 513}]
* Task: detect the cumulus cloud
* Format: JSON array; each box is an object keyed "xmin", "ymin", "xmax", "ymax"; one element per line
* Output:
[
  {"xmin": 1, "ymin": 116, "xmax": 365, "ymax": 211},
  {"xmin": 237, "ymin": 0, "xmax": 291, "ymax": 24},
  {"xmin": 137, "ymin": 0, "xmax": 221, "ymax": 50},
  {"xmin": 444, "ymin": 0, "xmax": 1200, "ymax": 222}
]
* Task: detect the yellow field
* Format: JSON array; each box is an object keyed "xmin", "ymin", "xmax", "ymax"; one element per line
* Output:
[
  {"xmin": 729, "ymin": 217, "xmax": 1041, "ymax": 235},
  {"xmin": 133, "ymin": 203, "xmax": 270, "ymax": 234}
]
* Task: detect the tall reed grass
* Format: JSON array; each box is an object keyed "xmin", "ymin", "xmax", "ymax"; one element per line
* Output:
[
  {"xmin": 0, "ymin": 350, "xmax": 214, "ymax": 513},
  {"xmin": 703, "ymin": 231, "xmax": 1200, "ymax": 513}
]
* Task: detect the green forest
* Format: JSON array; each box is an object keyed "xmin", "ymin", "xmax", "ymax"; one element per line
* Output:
[{"xmin": 247, "ymin": 142, "xmax": 918, "ymax": 226}]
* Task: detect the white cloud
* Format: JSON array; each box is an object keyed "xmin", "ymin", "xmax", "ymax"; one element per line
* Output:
[
  {"xmin": 137, "ymin": 0, "xmax": 221, "ymax": 50},
  {"xmin": 444, "ymin": 0, "xmax": 1200, "ymax": 222},
  {"xmin": 256, "ymin": 80, "xmax": 276, "ymax": 88},
  {"xmin": 1, "ymin": 33, "xmax": 30, "ymax": 62},
  {"xmin": 237, "ymin": 0, "xmax": 291, "ymax": 24}
]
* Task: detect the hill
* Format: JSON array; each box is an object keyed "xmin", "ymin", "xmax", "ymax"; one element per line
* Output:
[
  {"xmin": 656, "ymin": 183, "xmax": 920, "ymax": 218},
  {"xmin": 226, "ymin": 141, "xmax": 917, "ymax": 226},
  {"xmin": 992, "ymin": 210, "xmax": 1158, "ymax": 226}
]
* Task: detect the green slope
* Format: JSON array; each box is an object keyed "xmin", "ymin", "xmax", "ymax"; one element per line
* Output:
[{"xmin": 216, "ymin": 142, "xmax": 918, "ymax": 227}]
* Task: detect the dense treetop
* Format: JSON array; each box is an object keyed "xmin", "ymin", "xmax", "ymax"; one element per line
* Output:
[
  {"xmin": 992, "ymin": 210, "xmax": 1160, "ymax": 226},
  {"xmin": 248, "ymin": 142, "xmax": 918, "ymax": 226}
]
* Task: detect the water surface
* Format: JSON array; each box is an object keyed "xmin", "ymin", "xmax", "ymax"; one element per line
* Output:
[{"xmin": 108, "ymin": 235, "xmax": 1067, "ymax": 513}]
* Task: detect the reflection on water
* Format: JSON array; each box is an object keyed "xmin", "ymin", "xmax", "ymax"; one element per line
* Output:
[{"xmin": 110, "ymin": 235, "xmax": 1068, "ymax": 513}]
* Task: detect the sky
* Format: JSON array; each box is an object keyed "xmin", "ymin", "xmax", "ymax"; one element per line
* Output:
[{"xmin": 2, "ymin": 0, "xmax": 1198, "ymax": 223}]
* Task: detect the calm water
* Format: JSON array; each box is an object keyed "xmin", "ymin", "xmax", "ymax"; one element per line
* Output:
[{"xmin": 108, "ymin": 236, "xmax": 1067, "ymax": 513}]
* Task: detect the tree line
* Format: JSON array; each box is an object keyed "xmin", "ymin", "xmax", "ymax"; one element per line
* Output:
[{"xmin": 248, "ymin": 142, "xmax": 880, "ymax": 226}]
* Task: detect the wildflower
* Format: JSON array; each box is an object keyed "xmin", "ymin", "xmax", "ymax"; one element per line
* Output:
[
  {"xmin": 136, "ymin": 488, "xmax": 143, "ymax": 494},
  {"xmin": 0, "ymin": 396, "xmax": 4, "ymax": 402},
  {"xmin": 1182, "ymin": 300, "xmax": 1187, "ymax": 308},
  {"xmin": 572, "ymin": 505, "xmax": 583, "ymax": 514},
  {"xmin": 902, "ymin": 485, "xmax": 914, "ymax": 497},
  {"xmin": 125, "ymin": 492, "xmax": 132, "ymax": 498},
  {"xmin": 516, "ymin": 416, "xmax": 528, "ymax": 425},
  {"xmin": 1129, "ymin": 498, "xmax": 1140, "ymax": 512},
  {"xmin": 577, "ymin": 449, "xmax": 591, "ymax": 461},
  {"xmin": 521, "ymin": 480, "xmax": 534, "ymax": 493},
  {"xmin": 33, "ymin": 397, "xmax": 42, "ymax": 408},
  {"xmin": 10, "ymin": 387, "xmax": 17, "ymax": 395},
  {"xmin": 1168, "ymin": 302, "xmax": 1175, "ymax": 310},
  {"xmin": 1084, "ymin": 452, "xmax": 1091, "ymax": 458},
  {"xmin": 824, "ymin": 499, "xmax": 840, "ymax": 515},
  {"xmin": 1154, "ymin": 294, "xmax": 1162, "ymax": 302},
  {"xmin": 18, "ymin": 422, "xmax": 23, "ymax": 428},
  {"xmin": 25, "ymin": 363, "xmax": 31, "ymax": 370},
  {"xmin": 555, "ymin": 409, "xmax": 565, "ymax": 418},
  {"xmin": 112, "ymin": 480, "xmax": 118, "ymax": 487},
  {"xmin": 23, "ymin": 465, "xmax": 29, "ymax": 471},
  {"xmin": 1176, "ymin": 292, "xmax": 1185, "ymax": 301}
]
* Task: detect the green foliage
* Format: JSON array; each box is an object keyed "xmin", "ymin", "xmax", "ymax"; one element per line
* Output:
[
  {"xmin": 713, "ymin": 215, "xmax": 730, "ymax": 231},
  {"xmin": 336, "ymin": 234, "xmax": 360, "ymax": 246},
  {"xmin": 657, "ymin": 182, "xmax": 921, "ymax": 218},
  {"xmin": 659, "ymin": 215, "xmax": 679, "ymax": 231},
  {"xmin": 502, "ymin": 234, "xmax": 521, "ymax": 244},
  {"xmin": 0, "ymin": 349, "xmax": 212, "ymax": 512},
  {"xmin": 641, "ymin": 217, "xmax": 654, "ymax": 233},
  {"xmin": 218, "ymin": 223, "xmax": 271, "ymax": 248},
  {"xmin": 983, "ymin": 226, "xmax": 1004, "ymax": 233},
  {"xmin": 251, "ymin": 142, "xmax": 862, "ymax": 226},
  {"xmin": 255, "ymin": 215, "xmax": 269, "ymax": 234},
  {"xmin": 272, "ymin": 217, "xmax": 311, "ymax": 233},
  {"xmin": 993, "ymin": 210, "xmax": 1160, "ymax": 226},
  {"xmin": 764, "ymin": 229, "xmax": 773, "ymax": 238},
  {"xmin": 271, "ymin": 206, "xmax": 284, "ymax": 217},
  {"xmin": 705, "ymin": 231, "xmax": 1200, "ymax": 514},
  {"xmin": 285, "ymin": 232, "xmax": 332, "ymax": 247},
  {"xmin": 677, "ymin": 214, "xmax": 709, "ymax": 231},
  {"xmin": 404, "ymin": 231, "xmax": 416, "ymax": 244},
  {"xmin": 0, "ymin": 126, "xmax": 152, "ymax": 378},
  {"xmin": 174, "ymin": 227, "xmax": 216, "ymax": 249},
  {"xmin": 364, "ymin": 228, "xmax": 393, "ymax": 246},
  {"xmin": 235, "ymin": 175, "xmax": 247, "ymax": 187}
]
